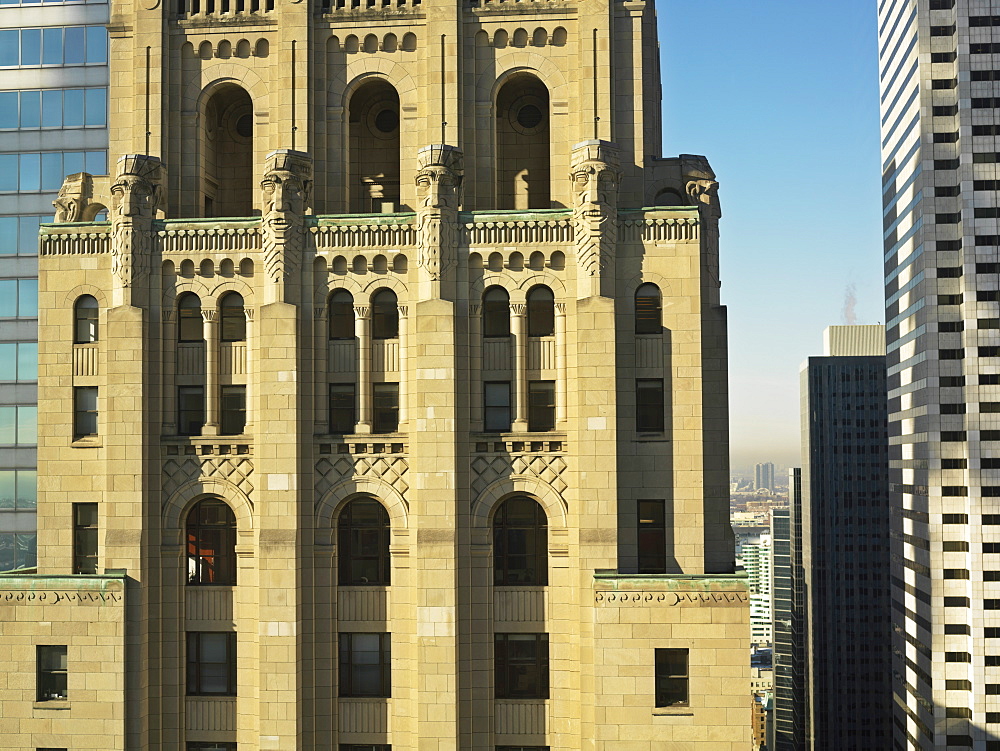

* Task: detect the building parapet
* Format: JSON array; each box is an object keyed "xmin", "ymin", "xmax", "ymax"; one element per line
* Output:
[
  {"xmin": 593, "ymin": 570, "xmax": 749, "ymax": 607},
  {"xmin": 0, "ymin": 571, "xmax": 127, "ymax": 605}
]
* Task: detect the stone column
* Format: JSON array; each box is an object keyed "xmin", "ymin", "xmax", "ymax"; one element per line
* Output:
[
  {"xmin": 511, "ymin": 303, "xmax": 528, "ymax": 431},
  {"xmin": 469, "ymin": 304, "xmax": 482, "ymax": 430},
  {"xmin": 555, "ymin": 302, "xmax": 567, "ymax": 427},
  {"xmin": 314, "ymin": 306, "xmax": 328, "ymax": 430},
  {"xmin": 161, "ymin": 310, "xmax": 177, "ymax": 434},
  {"xmin": 202, "ymin": 308, "xmax": 219, "ymax": 435},
  {"xmin": 398, "ymin": 305, "xmax": 408, "ymax": 429},
  {"xmin": 244, "ymin": 308, "xmax": 254, "ymax": 434},
  {"xmin": 355, "ymin": 305, "xmax": 372, "ymax": 434}
]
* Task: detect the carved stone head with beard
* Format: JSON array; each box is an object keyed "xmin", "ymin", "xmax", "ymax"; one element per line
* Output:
[
  {"xmin": 260, "ymin": 149, "xmax": 312, "ymax": 287},
  {"xmin": 415, "ymin": 145, "xmax": 463, "ymax": 283},
  {"xmin": 570, "ymin": 140, "xmax": 621, "ymax": 281},
  {"xmin": 109, "ymin": 154, "xmax": 163, "ymax": 294}
]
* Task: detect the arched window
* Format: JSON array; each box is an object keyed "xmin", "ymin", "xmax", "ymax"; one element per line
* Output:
[
  {"xmin": 329, "ymin": 290, "xmax": 355, "ymax": 340},
  {"xmin": 635, "ymin": 283, "xmax": 662, "ymax": 335},
  {"xmin": 200, "ymin": 84, "xmax": 253, "ymax": 217},
  {"xmin": 348, "ymin": 79, "xmax": 401, "ymax": 213},
  {"xmin": 338, "ymin": 497, "xmax": 391, "ymax": 585},
  {"xmin": 493, "ymin": 496, "xmax": 548, "ymax": 586},
  {"xmin": 526, "ymin": 286, "xmax": 554, "ymax": 337},
  {"xmin": 186, "ymin": 498, "xmax": 237, "ymax": 585},
  {"xmin": 483, "ymin": 287, "xmax": 511, "ymax": 338},
  {"xmin": 74, "ymin": 295, "xmax": 98, "ymax": 343},
  {"xmin": 178, "ymin": 293, "xmax": 203, "ymax": 342},
  {"xmin": 495, "ymin": 73, "xmax": 550, "ymax": 209},
  {"xmin": 371, "ymin": 289, "xmax": 398, "ymax": 340},
  {"xmin": 219, "ymin": 293, "xmax": 246, "ymax": 342}
]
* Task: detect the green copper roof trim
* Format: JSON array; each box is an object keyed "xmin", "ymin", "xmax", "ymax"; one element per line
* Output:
[
  {"xmin": 593, "ymin": 570, "xmax": 748, "ymax": 587},
  {"xmin": 619, "ymin": 206, "xmax": 700, "ymax": 216},
  {"xmin": 315, "ymin": 212, "xmax": 416, "ymax": 225},
  {"xmin": 462, "ymin": 209, "xmax": 572, "ymax": 221}
]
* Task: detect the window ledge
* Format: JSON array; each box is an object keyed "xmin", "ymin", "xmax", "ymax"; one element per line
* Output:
[
  {"xmin": 653, "ymin": 708, "xmax": 693, "ymax": 717},
  {"xmin": 71, "ymin": 436, "xmax": 102, "ymax": 448},
  {"xmin": 33, "ymin": 700, "xmax": 70, "ymax": 710}
]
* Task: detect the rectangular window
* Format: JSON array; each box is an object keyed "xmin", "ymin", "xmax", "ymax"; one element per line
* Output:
[
  {"xmin": 372, "ymin": 383, "xmax": 399, "ymax": 434},
  {"xmin": 938, "ymin": 294, "xmax": 963, "ymax": 305},
  {"xmin": 972, "ymin": 43, "xmax": 1000, "ymax": 54},
  {"xmin": 654, "ymin": 647, "xmax": 689, "ymax": 707},
  {"xmin": 934, "ymin": 158, "xmax": 960, "ymax": 170},
  {"xmin": 932, "ymin": 78, "xmax": 957, "ymax": 89},
  {"xmin": 933, "ymin": 132, "xmax": 959, "ymax": 143},
  {"xmin": 0, "ymin": 531, "xmax": 36, "ymax": 571},
  {"xmin": 636, "ymin": 379, "xmax": 665, "ymax": 433},
  {"xmin": 0, "ymin": 215, "xmax": 47, "ymax": 256},
  {"xmin": 36, "ymin": 645, "xmax": 67, "ymax": 700},
  {"xmin": 0, "ymin": 468, "xmax": 36, "ymax": 510},
  {"xmin": 329, "ymin": 383, "xmax": 356, "ymax": 434},
  {"xmin": 495, "ymin": 633, "xmax": 549, "ymax": 699},
  {"xmin": 934, "ymin": 105, "xmax": 959, "ymax": 117},
  {"xmin": 930, "ymin": 24, "xmax": 956, "ymax": 35},
  {"xmin": 935, "ymin": 213, "xmax": 961, "ymax": 224},
  {"xmin": 0, "ymin": 278, "xmax": 38, "ymax": 316},
  {"xmin": 0, "ymin": 152, "xmax": 107, "ymax": 194},
  {"xmin": 186, "ymin": 632, "xmax": 236, "ymax": 696},
  {"xmin": 527, "ymin": 381, "xmax": 555, "ymax": 433},
  {"xmin": 219, "ymin": 386, "xmax": 246, "ymax": 435},
  {"xmin": 637, "ymin": 499, "xmax": 667, "ymax": 574},
  {"xmin": 177, "ymin": 387, "xmax": 205, "ymax": 436},
  {"xmin": 73, "ymin": 503, "xmax": 98, "ymax": 574},
  {"xmin": 939, "ymin": 321, "xmax": 964, "ymax": 332},
  {"xmin": 339, "ymin": 632, "xmax": 391, "ymax": 697},
  {"xmin": 0, "ymin": 342, "xmax": 37, "ymax": 382},
  {"xmin": 484, "ymin": 381, "xmax": 512, "ymax": 433},
  {"xmin": 943, "ymin": 513, "xmax": 969, "ymax": 523},
  {"xmin": 0, "ymin": 405, "xmax": 38, "ymax": 446},
  {"xmin": 73, "ymin": 386, "xmax": 97, "ymax": 439}
]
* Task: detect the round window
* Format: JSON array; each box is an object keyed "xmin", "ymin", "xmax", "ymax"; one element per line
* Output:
[
  {"xmin": 235, "ymin": 114, "xmax": 253, "ymax": 138},
  {"xmin": 374, "ymin": 108, "xmax": 399, "ymax": 134},
  {"xmin": 516, "ymin": 104, "xmax": 543, "ymax": 130}
]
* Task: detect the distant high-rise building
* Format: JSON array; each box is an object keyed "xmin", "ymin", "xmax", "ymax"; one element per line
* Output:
[
  {"xmin": 880, "ymin": 1, "xmax": 1000, "ymax": 748},
  {"xmin": 773, "ymin": 470, "xmax": 808, "ymax": 751},
  {"xmin": 755, "ymin": 462, "xmax": 776, "ymax": 491},
  {"xmin": 0, "ymin": 0, "xmax": 110, "ymax": 571},
  {"xmin": 743, "ymin": 537, "xmax": 773, "ymax": 645},
  {"xmin": 800, "ymin": 325, "xmax": 892, "ymax": 750}
]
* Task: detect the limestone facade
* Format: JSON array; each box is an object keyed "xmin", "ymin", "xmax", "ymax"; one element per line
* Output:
[{"xmin": 0, "ymin": 0, "xmax": 750, "ymax": 748}]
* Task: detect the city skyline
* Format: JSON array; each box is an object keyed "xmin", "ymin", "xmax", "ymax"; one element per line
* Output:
[{"xmin": 660, "ymin": 1, "xmax": 884, "ymax": 468}]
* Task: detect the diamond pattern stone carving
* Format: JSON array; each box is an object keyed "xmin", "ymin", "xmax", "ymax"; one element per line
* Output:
[
  {"xmin": 471, "ymin": 454, "xmax": 568, "ymax": 500},
  {"xmin": 162, "ymin": 456, "xmax": 255, "ymax": 504},
  {"xmin": 315, "ymin": 456, "xmax": 410, "ymax": 503}
]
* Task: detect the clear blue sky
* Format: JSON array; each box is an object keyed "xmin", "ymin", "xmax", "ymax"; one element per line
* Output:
[{"xmin": 657, "ymin": 0, "xmax": 884, "ymax": 472}]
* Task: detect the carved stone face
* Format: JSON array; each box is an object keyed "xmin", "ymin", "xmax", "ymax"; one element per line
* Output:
[
  {"xmin": 416, "ymin": 166, "xmax": 459, "ymax": 212},
  {"xmin": 572, "ymin": 162, "xmax": 617, "ymax": 217},
  {"xmin": 261, "ymin": 171, "xmax": 308, "ymax": 215},
  {"xmin": 111, "ymin": 174, "xmax": 155, "ymax": 221}
]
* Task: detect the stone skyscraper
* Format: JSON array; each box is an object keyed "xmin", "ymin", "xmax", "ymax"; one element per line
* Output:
[
  {"xmin": 879, "ymin": 1, "xmax": 1000, "ymax": 748},
  {"xmin": 0, "ymin": 0, "xmax": 751, "ymax": 748}
]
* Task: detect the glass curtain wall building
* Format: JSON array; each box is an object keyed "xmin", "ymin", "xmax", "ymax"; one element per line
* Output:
[
  {"xmin": 880, "ymin": 1, "xmax": 1000, "ymax": 749},
  {"xmin": 0, "ymin": 0, "xmax": 108, "ymax": 570}
]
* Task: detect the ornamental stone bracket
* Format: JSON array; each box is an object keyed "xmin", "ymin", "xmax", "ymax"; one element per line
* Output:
[
  {"xmin": 261, "ymin": 149, "xmax": 313, "ymax": 305},
  {"xmin": 109, "ymin": 154, "xmax": 164, "ymax": 307},
  {"xmin": 415, "ymin": 144, "xmax": 463, "ymax": 298},
  {"xmin": 570, "ymin": 140, "xmax": 621, "ymax": 300},
  {"xmin": 53, "ymin": 172, "xmax": 112, "ymax": 224}
]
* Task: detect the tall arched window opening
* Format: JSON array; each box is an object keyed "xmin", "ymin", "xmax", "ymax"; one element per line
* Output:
[
  {"xmin": 493, "ymin": 496, "xmax": 548, "ymax": 586},
  {"xmin": 219, "ymin": 292, "xmax": 246, "ymax": 342},
  {"xmin": 201, "ymin": 84, "xmax": 253, "ymax": 217},
  {"xmin": 372, "ymin": 289, "xmax": 398, "ymax": 340},
  {"xmin": 338, "ymin": 497, "xmax": 391, "ymax": 585},
  {"xmin": 186, "ymin": 498, "xmax": 237, "ymax": 585},
  {"xmin": 495, "ymin": 74, "xmax": 550, "ymax": 210},
  {"xmin": 483, "ymin": 286, "xmax": 511, "ymax": 338},
  {"xmin": 526, "ymin": 285, "xmax": 554, "ymax": 337},
  {"xmin": 635, "ymin": 283, "xmax": 662, "ymax": 334},
  {"xmin": 178, "ymin": 293, "xmax": 203, "ymax": 342},
  {"xmin": 329, "ymin": 290, "xmax": 355, "ymax": 339},
  {"xmin": 74, "ymin": 295, "xmax": 99, "ymax": 343},
  {"xmin": 348, "ymin": 79, "xmax": 401, "ymax": 213}
]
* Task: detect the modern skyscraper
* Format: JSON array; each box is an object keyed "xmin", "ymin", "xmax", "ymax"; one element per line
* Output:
[
  {"xmin": 0, "ymin": 0, "xmax": 751, "ymax": 748},
  {"xmin": 879, "ymin": 1, "xmax": 1000, "ymax": 748},
  {"xmin": 743, "ymin": 535, "xmax": 774, "ymax": 645},
  {"xmin": 0, "ymin": 0, "xmax": 109, "ymax": 571},
  {"xmin": 799, "ymin": 325, "xmax": 892, "ymax": 750},
  {"xmin": 755, "ymin": 461, "xmax": 775, "ymax": 491}
]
